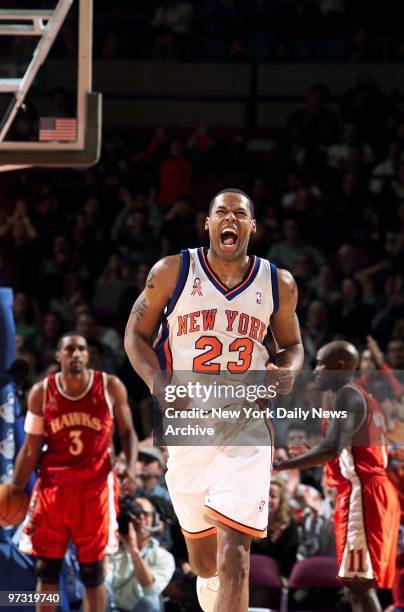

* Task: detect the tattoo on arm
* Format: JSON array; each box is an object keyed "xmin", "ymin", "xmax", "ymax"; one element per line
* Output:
[
  {"xmin": 146, "ymin": 272, "xmax": 156, "ymax": 289},
  {"xmin": 131, "ymin": 296, "xmax": 148, "ymax": 320}
]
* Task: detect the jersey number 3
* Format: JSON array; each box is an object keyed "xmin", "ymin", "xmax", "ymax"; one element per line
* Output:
[
  {"xmin": 69, "ymin": 430, "xmax": 83, "ymax": 455},
  {"xmin": 193, "ymin": 336, "xmax": 253, "ymax": 373}
]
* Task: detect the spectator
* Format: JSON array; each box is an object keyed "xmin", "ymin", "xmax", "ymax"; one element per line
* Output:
[
  {"xmin": 0, "ymin": 200, "xmax": 39, "ymax": 293},
  {"xmin": 49, "ymin": 273, "xmax": 87, "ymax": 328},
  {"xmin": 385, "ymin": 201, "xmax": 404, "ymax": 262},
  {"xmin": 13, "ymin": 292, "xmax": 38, "ymax": 346},
  {"xmin": 273, "ymin": 446, "xmax": 301, "ymax": 497},
  {"xmin": 162, "ymin": 198, "xmax": 196, "ymax": 254},
  {"xmin": 266, "ymin": 218, "xmax": 325, "ymax": 271},
  {"xmin": 251, "ymin": 478, "xmax": 299, "ymax": 577},
  {"xmin": 369, "ymin": 141, "xmax": 402, "ymax": 195},
  {"xmin": 287, "ymin": 83, "xmax": 339, "ymax": 148},
  {"xmin": 392, "ymin": 34, "xmax": 404, "ymax": 62},
  {"xmin": 136, "ymin": 448, "xmax": 171, "ymax": 503},
  {"xmin": 335, "ymin": 243, "xmax": 360, "ymax": 277},
  {"xmin": 93, "ymin": 253, "xmax": 131, "ymax": 318},
  {"xmin": 308, "ymin": 265, "xmax": 340, "ymax": 303},
  {"xmin": 302, "ymin": 300, "xmax": 331, "ymax": 366},
  {"xmin": 291, "ymin": 252, "xmax": 316, "ymax": 284},
  {"xmin": 75, "ymin": 311, "xmax": 124, "ymax": 371},
  {"xmin": 158, "ymin": 141, "xmax": 193, "ymax": 205},
  {"xmin": 187, "ymin": 124, "xmax": 212, "ymax": 154},
  {"xmin": 133, "ymin": 127, "xmax": 168, "ymax": 165},
  {"xmin": 391, "ymin": 162, "xmax": 404, "ymax": 202},
  {"xmin": 341, "ymin": 27, "xmax": 381, "ymax": 63},
  {"xmin": 386, "ymin": 339, "xmax": 404, "ymax": 371},
  {"xmin": 33, "ymin": 311, "xmax": 63, "ymax": 369},
  {"xmin": 113, "ymin": 209, "xmax": 161, "ymax": 267},
  {"xmin": 327, "ymin": 123, "xmax": 374, "ymax": 171},
  {"xmin": 107, "ymin": 496, "xmax": 175, "ymax": 612},
  {"xmin": 118, "ymin": 263, "xmax": 151, "ymax": 336},
  {"xmin": 151, "ymin": 0, "xmax": 193, "ymax": 60},
  {"xmin": 250, "ymin": 176, "xmax": 270, "ymax": 211},
  {"xmin": 340, "ymin": 82, "xmax": 387, "ymax": 148},
  {"xmin": 331, "ymin": 277, "xmax": 373, "ymax": 343},
  {"xmin": 295, "ymin": 485, "xmax": 336, "ymax": 559}
]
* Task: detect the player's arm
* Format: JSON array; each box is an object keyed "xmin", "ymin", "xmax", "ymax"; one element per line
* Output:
[
  {"xmin": 108, "ymin": 375, "xmax": 138, "ymax": 493},
  {"xmin": 268, "ymin": 269, "xmax": 304, "ymax": 393},
  {"xmin": 12, "ymin": 382, "xmax": 45, "ymax": 489},
  {"xmin": 275, "ymin": 387, "xmax": 365, "ymax": 471},
  {"xmin": 124, "ymin": 256, "xmax": 181, "ymax": 393}
]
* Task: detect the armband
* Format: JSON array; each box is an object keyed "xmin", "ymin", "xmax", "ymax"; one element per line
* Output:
[{"xmin": 24, "ymin": 411, "xmax": 45, "ymax": 435}]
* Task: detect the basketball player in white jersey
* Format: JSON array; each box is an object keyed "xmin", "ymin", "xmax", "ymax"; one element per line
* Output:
[{"xmin": 125, "ymin": 189, "xmax": 304, "ymax": 612}]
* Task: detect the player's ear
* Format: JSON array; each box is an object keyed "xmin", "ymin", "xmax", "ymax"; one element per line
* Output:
[
  {"xmin": 204, "ymin": 216, "xmax": 209, "ymax": 231},
  {"xmin": 55, "ymin": 350, "xmax": 61, "ymax": 363},
  {"xmin": 251, "ymin": 219, "xmax": 257, "ymax": 234}
]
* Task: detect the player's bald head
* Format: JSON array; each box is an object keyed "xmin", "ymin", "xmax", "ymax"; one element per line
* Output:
[{"xmin": 317, "ymin": 341, "xmax": 359, "ymax": 370}]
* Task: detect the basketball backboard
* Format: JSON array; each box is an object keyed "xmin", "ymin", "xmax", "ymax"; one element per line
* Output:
[{"xmin": 0, "ymin": 0, "xmax": 101, "ymax": 169}]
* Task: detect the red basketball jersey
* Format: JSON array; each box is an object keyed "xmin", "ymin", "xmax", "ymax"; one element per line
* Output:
[
  {"xmin": 325, "ymin": 382, "xmax": 389, "ymax": 486},
  {"xmin": 39, "ymin": 370, "xmax": 113, "ymax": 486}
]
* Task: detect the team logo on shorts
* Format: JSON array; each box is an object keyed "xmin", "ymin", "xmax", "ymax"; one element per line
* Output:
[
  {"xmin": 191, "ymin": 277, "xmax": 203, "ymax": 296},
  {"xmin": 258, "ymin": 500, "xmax": 266, "ymax": 512},
  {"xmin": 256, "ymin": 292, "xmax": 262, "ymax": 304}
]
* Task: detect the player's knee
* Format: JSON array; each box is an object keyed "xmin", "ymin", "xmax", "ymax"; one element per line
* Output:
[
  {"xmin": 35, "ymin": 557, "xmax": 63, "ymax": 584},
  {"xmin": 217, "ymin": 541, "xmax": 249, "ymax": 581},
  {"xmin": 192, "ymin": 561, "xmax": 217, "ymax": 579},
  {"xmin": 79, "ymin": 561, "xmax": 104, "ymax": 588},
  {"xmin": 189, "ymin": 554, "xmax": 216, "ymax": 578}
]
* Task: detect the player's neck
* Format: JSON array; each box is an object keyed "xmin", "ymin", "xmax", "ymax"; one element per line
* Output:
[
  {"xmin": 336, "ymin": 373, "xmax": 354, "ymax": 391},
  {"xmin": 59, "ymin": 369, "xmax": 90, "ymax": 396},
  {"xmin": 206, "ymin": 248, "xmax": 250, "ymax": 288}
]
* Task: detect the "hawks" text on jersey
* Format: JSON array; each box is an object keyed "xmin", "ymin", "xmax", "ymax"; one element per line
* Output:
[{"xmin": 50, "ymin": 412, "xmax": 102, "ymax": 434}]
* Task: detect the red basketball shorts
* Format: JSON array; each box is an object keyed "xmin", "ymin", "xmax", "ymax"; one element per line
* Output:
[
  {"xmin": 334, "ymin": 475, "xmax": 400, "ymax": 588},
  {"xmin": 19, "ymin": 472, "xmax": 119, "ymax": 563}
]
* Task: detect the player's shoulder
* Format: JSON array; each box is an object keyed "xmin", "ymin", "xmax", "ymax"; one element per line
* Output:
[
  {"xmin": 147, "ymin": 254, "xmax": 183, "ymax": 292},
  {"xmin": 105, "ymin": 373, "xmax": 127, "ymax": 397},
  {"xmin": 27, "ymin": 379, "xmax": 47, "ymax": 413},
  {"xmin": 277, "ymin": 268, "xmax": 296, "ymax": 289},
  {"xmin": 150, "ymin": 254, "xmax": 182, "ymax": 276},
  {"xmin": 271, "ymin": 267, "xmax": 297, "ymax": 307},
  {"xmin": 29, "ymin": 379, "xmax": 47, "ymax": 396},
  {"xmin": 338, "ymin": 383, "xmax": 367, "ymax": 410}
]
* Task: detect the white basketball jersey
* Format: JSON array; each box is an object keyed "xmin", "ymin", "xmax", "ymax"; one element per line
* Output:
[{"xmin": 155, "ymin": 248, "xmax": 279, "ymax": 372}]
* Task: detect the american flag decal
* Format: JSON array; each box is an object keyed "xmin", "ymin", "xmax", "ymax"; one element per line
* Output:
[{"xmin": 39, "ymin": 117, "xmax": 77, "ymax": 142}]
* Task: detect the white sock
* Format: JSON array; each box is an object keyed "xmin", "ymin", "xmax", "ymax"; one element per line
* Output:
[{"xmin": 196, "ymin": 574, "xmax": 220, "ymax": 612}]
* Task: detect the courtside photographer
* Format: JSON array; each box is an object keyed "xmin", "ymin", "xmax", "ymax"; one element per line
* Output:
[{"xmin": 107, "ymin": 496, "xmax": 175, "ymax": 612}]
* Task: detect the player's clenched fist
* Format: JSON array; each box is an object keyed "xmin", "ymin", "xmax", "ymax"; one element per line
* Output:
[{"xmin": 266, "ymin": 362, "xmax": 295, "ymax": 394}]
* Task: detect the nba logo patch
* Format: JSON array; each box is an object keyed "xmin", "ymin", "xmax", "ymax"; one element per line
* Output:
[{"xmin": 256, "ymin": 292, "xmax": 262, "ymax": 304}]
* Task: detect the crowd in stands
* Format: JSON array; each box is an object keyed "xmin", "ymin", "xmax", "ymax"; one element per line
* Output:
[
  {"xmin": 1, "ymin": 76, "xmax": 404, "ymax": 609},
  {"xmin": 1, "ymin": 0, "xmax": 404, "ymax": 63}
]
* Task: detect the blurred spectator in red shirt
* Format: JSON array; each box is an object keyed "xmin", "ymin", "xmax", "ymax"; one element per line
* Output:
[{"xmin": 159, "ymin": 141, "xmax": 193, "ymax": 205}]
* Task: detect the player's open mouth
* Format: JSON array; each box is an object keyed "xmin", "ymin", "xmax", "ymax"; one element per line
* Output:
[{"xmin": 220, "ymin": 227, "xmax": 238, "ymax": 251}]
